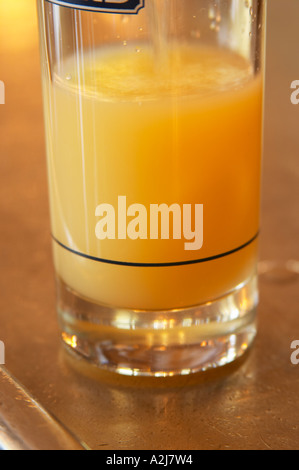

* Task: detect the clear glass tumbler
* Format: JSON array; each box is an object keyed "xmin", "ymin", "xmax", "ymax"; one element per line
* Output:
[{"xmin": 37, "ymin": 0, "xmax": 266, "ymax": 376}]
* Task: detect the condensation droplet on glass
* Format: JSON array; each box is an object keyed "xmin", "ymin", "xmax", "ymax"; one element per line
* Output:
[
  {"xmin": 191, "ymin": 29, "xmax": 201, "ymax": 39},
  {"xmin": 210, "ymin": 20, "xmax": 216, "ymax": 31},
  {"xmin": 208, "ymin": 6, "xmax": 215, "ymax": 20},
  {"xmin": 65, "ymin": 74, "xmax": 72, "ymax": 81}
]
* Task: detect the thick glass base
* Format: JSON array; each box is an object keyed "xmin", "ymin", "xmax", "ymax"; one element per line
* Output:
[{"xmin": 57, "ymin": 275, "xmax": 258, "ymax": 377}]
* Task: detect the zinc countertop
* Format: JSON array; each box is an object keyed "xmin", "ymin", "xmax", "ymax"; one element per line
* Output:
[{"xmin": 0, "ymin": 0, "xmax": 299, "ymax": 450}]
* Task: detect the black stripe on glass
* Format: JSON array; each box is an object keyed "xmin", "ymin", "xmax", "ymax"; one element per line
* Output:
[{"xmin": 52, "ymin": 232, "xmax": 259, "ymax": 268}]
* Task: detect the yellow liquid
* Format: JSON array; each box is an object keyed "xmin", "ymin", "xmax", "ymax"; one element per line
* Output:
[{"xmin": 43, "ymin": 44, "xmax": 263, "ymax": 310}]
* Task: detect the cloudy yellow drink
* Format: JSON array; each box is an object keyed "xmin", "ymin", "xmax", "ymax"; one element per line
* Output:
[{"xmin": 44, "ymin": 44, "xmax": 263, "ymax": 311}]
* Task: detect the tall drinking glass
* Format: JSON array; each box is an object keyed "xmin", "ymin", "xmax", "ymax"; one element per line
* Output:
[{"xmin": 37, "ymin": 0, "xmax": 266, "ymax": 376}]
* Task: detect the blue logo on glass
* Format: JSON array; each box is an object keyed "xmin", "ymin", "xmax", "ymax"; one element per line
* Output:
[{"xmin": 47, "ymin": 0, "xmax": 145, "ymax": 14}]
